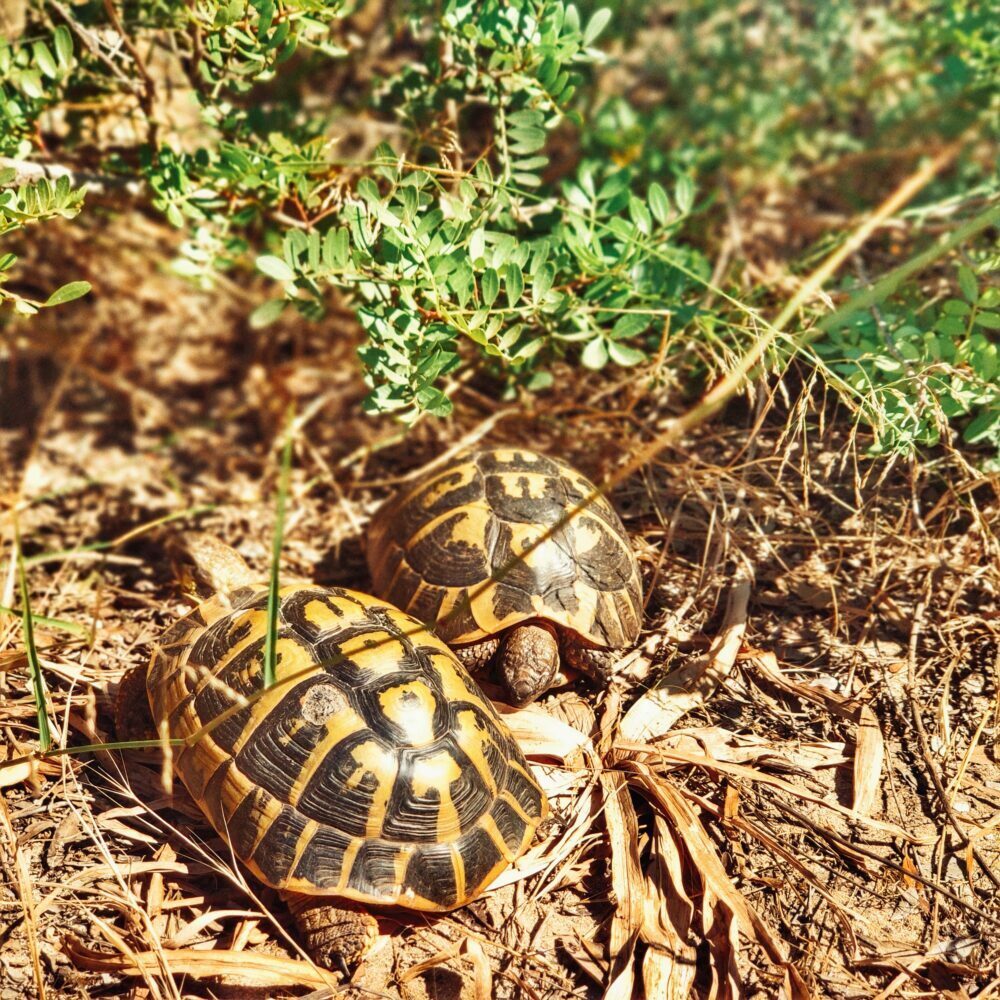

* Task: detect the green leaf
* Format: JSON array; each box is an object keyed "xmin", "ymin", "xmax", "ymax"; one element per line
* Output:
[
  {"xmin": 608, "ymin": 340, "xmax": 646, "ymax": 366},
  {"xmin": 468, "ymin": 228, "xmax": 486, "ymax": 262},
  {"xmin": 18, "ymin": 69, "xmax": 44, "ymax": 99},
  {"xmin": 648, "ymin": 182, "xmax": 671, "ymax": 225},
  {"xmin": 583, "ymin": 8, "xmax": 612, "ymax": 45},
  {"xmin": 674, "ymin": 174, "xmax": 695, "ymax": 215},
  {"xmin": 611, "ymin": 313, "xmax": 651, "ymax": 340},
  {"xmin": 507, "ymin": 109, "xmax": 543, "ymax": 127},
  {"xmin": 957, "ymin": 265, "xmax": 978, "ymax": 304},
  {"xmin": 54, "ymin": 26, "xmax": 74, "ymax": 69},
  {"xmin": 936, "ymin": 315, "xmax": 966, "ymax": 338},
  {"xmin": 33, "ymin": 41, "xmax": 58, "ymax": 79},
  {"xmin": 508, "ymin": 126, "xmax": 547, "ymax": 155},
  {"xmin": 44, "ymin": 280, "xmax": 91, "ymax": 306},
  {"xmin": 262, "ymin": 415, "xmax": 294, "ymax": 690},
  {"xmin": 974, "ymin": 311, "xmax": 1000, "ymax": 330},
  {"xmin": 482, "ymin": 267, "xmax": 500, "ymax": 307},
  {"xmin": 581, "ymin": 337, "xmax": 608, "ymax": 369},
  {"xmin": 533, "ymin": 263, "xmax": 555, "ymax": 304},
  {"xmin": 16, "ymin": 532, "xmax": 51, "ymax": 752},
  {"xmin": 249, "ymin": 298, "xmax": 285, "ymax": 328},
  {"xmin": 963, "ymin": 409, "xmax": 1000, "ymax": 445},
  {"xmin": 257, "ymin": 254, "xmax": 295, "ymax": 281},
  {"xmin": 941, "ymin": 298, "xmax": 970, "ymax": 317},
  {"xmin": 505, "ymin": 263, "xmax": 524, "ymax": 307}
]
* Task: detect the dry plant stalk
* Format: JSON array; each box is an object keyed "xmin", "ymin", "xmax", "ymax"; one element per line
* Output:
[{"xmin": 63, "ymin": 936, "xmax": 341, "ymax": 988}]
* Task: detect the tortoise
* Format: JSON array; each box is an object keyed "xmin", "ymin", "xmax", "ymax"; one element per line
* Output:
[
  {"xmin": 116, "ymin": 534, "xmax": 547, "ymax": 971},
  {"xmin": 367, "ymin": 447, "xmax": 643, "ymax": 705}
]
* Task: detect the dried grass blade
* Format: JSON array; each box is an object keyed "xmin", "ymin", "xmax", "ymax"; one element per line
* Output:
[
  {"xmin": 63, "ymin": 936, "xmax": 339, "ymax": 988},
  {"xmin": 163, "ymin": 909, "xmax": 263, "ymax": 949},
  {"xmin": 398, "ymin": 938, "xmax": 464, "ymax": 981},
  {"xmin": 620, "ymin": 740, "xmax": 925, "ymax": 842},
  {"xmin": 745, "ymin": 650, "xmax": 859, "ymax": 722},
  {"xmin": 0, "ymin": 793, "xmax": 47, "ymax": 999},
  {"xmin": 852, "ymin": 704, "xmax": 884, "ymax": 818},
  {"xmin": 625, "ymin": 760, "xmax": 813, "ymax": 999},
  {"xmin": 0, "ymin": 603, "xmax": 90, "ymax": 636},
  {"xmin": 464, "ymin": 939, "xmax": 493, "ymax": 1000}
]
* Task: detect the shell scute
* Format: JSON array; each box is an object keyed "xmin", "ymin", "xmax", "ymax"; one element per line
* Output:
[
  {"xmin": 146, "ymin": 585, "xmax": 545, "ymax": 909},
  {"xmin": 368, "ymin": 448, "xmax": 642, "ymax": 649}
]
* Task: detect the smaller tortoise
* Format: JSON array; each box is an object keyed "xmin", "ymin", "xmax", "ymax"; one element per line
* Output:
[
  {"xmin": 117, "ymin": 534, "xmax": 546, "ymax": 971},
  {"xmin": 367, "ymin": 447, "xmax": 643, "ymax": 705}
]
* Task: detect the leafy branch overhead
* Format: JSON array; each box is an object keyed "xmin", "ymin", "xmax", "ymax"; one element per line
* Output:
[{"xmin": 0, "ymin": 0, "xmax": 997, "ymax": 456}]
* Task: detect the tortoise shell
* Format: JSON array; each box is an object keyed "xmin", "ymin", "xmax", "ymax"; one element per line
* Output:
[
  {"xmin": 146, "ymin": 583, "xmax": 546, "ymax": 911},
  {"xmin": 367, "ymin": 447, "xmax": 642, "ymax": 649}
]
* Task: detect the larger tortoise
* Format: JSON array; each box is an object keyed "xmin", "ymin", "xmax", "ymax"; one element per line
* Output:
[
  {"xmin": 367, "ymin": 447, "xmax": 643, "ymax": 705},
  {"xmin": 118, "ymin": 535, "xmax": 546, "ymax": 971}
]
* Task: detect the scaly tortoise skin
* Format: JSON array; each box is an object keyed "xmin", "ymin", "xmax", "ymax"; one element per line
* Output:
[
  {"xmin": 367, "ymin": 447, "xmax": 643, "ymax": 705},
  {"xmin": 123, "ymin": 535, "xmax": 546, "ymax": 971}
]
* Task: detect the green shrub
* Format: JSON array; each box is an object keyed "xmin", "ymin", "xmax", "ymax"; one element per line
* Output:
[
  {"xmin": 817, "ymin": 265, "xmax": 1000, "ymax": 466},
  {"xmin": 0, "ymin": 0, "xmax": 996, "ymax": 449}
]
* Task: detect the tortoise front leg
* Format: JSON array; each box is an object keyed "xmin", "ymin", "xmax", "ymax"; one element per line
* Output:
[
  {"xmin": 452, "ymin": 635, "xmax": 501, "ymax": 678},
  {"xmin": 282, "ymin": 892, "xmax": 378, "ymax": 975},
  {"xmin": 563, "ymin": 641, "xmax": 615, "ymax": 687}
]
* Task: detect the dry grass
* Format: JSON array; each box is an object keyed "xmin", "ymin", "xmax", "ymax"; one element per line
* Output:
[{"xmin": 1, "ymin": 209, "xmax": 999, "ymax": 999}]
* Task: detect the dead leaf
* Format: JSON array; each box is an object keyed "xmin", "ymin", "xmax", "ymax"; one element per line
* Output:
[
  {"xmin": 620, "ymin": 577, "xmax": 751, "ymax": 743},
  {"xmin": 0, "ymin": 752, "xmax": 63, "ymax": 788},
  {"xmin": 601, "ymin": 769, "xmax": 643, "ymax": 1000},
  {"xmin": 744, "ymin": 650, "xmax": 860, "ymax": 722},
  {"xmin": 622, "ymin": 759, "xmax": 813, "ymax": 999},
  {"xmin": 640, "ymin": 814, "xmax": 698, "ymax": 999},
  {"xmin": 498, "ymin": 703, "xmax": 592, "ymax": 765},
  {"xmin": 852, "ymin": 704, "xmax": 884, "ymax": 818}
]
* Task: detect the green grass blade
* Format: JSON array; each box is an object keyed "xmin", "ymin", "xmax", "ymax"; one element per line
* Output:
[
  {"xmin": 0, "ymin": 605, "xmax": 90, "ymax": 637},
  {"xmin": 262, "ymin": 414, "xmax": 295, "ymax": 690},
  {"xmin": 15, "ymin": 529, "xmax": 52, "ymax": 752}
]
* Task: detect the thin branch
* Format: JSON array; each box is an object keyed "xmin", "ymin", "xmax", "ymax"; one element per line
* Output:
[
  {"xmin": 101, "ymin": 0, "xmax": 157, "ymax": 143},
  {"xmin": 48, "ymin": 0, "xmax": 138, "ymax": 91},
  {"xmin": 0, "ymin": 157, "xmax": 144, "ymax": 195}
]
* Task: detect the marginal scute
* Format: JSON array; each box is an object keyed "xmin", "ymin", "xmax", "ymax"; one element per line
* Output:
[
  {"xmin": 144, "ymin": 582, "xmax": 546, "ymax": 911},
  {"xmin": 367, "ymin": 447, "xmax": 643, "ymax": 650}
]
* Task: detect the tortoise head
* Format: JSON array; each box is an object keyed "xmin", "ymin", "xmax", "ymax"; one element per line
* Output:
[
  {"xmin": 168, "ymin": 532, "xmax": 257, "ymax": 597},
  {"xmin": 499, "ymin": 622, "xmax": 561, "ymax": 705}
]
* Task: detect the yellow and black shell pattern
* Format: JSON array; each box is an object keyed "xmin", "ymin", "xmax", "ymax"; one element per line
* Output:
[
  {"xmin": 146, "ymin": 584, "xmax": 546, "ymax": 911},
  {"xmin": 368, "ymin": 447, "xmax": 642, "ymax": 649}
]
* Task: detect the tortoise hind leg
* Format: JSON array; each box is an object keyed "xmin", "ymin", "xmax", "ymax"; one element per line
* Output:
[
  {"xmin": 283, "ymin": 892, "xmax": 378, "ymax": 974},
  {"xmin": 563, "ymin": 641, "xmax": 615, "ymax": 687},
  {"xmin": 114, "ymin": 665, "xmax": 156, "ymax": 743}
]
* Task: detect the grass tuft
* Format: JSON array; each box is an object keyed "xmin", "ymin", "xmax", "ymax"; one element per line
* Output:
[
  {"xmin": 262, "ymin": 412, "xmax": 295, "ymax": 690},
  {"xmin": 15, "ymin": 527, "xmax": 52, "ymax": 752}
]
